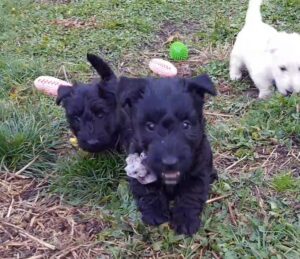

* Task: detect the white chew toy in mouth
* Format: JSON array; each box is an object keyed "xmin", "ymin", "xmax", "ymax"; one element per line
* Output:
[
  {"xmin": 149, "ymin": 58, "xmax": 177, "ymax": 77},
  {"xmin": 125, "ymin": 153, "xmax": 157, "ymax": 184},
  {"xmin": 34, "ymin": 76, "xmax": 72, "ymax": 96}
]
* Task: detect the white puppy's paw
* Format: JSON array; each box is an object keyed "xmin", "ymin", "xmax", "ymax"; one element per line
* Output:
[
  {"xmin": 230, "ymin": 70, "xmax": 242, "ymax": 81},
  {"xmin": 258, "ymin": 89, "xmax": 273, "ymax": 99}
]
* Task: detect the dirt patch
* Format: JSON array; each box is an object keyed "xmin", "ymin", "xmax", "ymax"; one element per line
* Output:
[
  {"xmin": 214, "ymin": 144, "xmax": 300, "ymax": 176},
  {"xmin": 157, "ymin": 20, "xmax": 202, "ymax": 43},
  {"xmin": 0, "ymin": 173, "xmax": 109, "ymax": 258},
  {"xmin": 51, "ymin": 17, "xmax": 98, "ymax": 29},
  {"xmin": 257, "ymin": 144, "xmax": 300, "ymax": 176}
]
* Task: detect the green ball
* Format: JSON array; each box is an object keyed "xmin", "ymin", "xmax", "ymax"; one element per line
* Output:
[{"xmin": 169, "ymin": 41, "xmax": 189, "ymax": 61}]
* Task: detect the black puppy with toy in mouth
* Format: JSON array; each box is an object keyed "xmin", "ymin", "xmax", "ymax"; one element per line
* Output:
[{"xmin": 119, "ymin": 74, "xmax": 218, "ymax": 236}]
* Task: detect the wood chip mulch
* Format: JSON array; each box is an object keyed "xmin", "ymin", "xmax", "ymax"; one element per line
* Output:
[{"xmin": 0, "ymin": 172, "xmax": 110, "ymax": 259}]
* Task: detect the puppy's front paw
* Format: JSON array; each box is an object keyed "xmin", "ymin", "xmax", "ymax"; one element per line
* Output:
[
  {"xmin": 138, "ymin": 195, "xmax": 170, "ymax": 226},
  {"xmin": 171, "ymin": 215, "xmax": 201, "ymax": 236},
  {"xmin": 141, "ymin": 211, "xmax": 169, "ymax": 226},
  {"xmin": 258, "ymin": 90, "xmax": 273, "ymax": 99},
  {"xmin": 230, "ymin": 71, "xmax": 242, "ymax": 81}
]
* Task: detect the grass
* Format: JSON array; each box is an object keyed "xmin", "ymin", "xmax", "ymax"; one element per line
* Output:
[
  {"xmin": 0, "ymin": 99, "xmax": 62, "ymax": 176},
  {"xmin": 0, "ymin": 0, "xmax": 299, "ymax": 258},
  {"xmin": 272, "ymin": 173, "xmax": 299, "ymax": 192},
  {"xmin": 52, "ymin": 151, "xmax": 126, "ymax": 205}
]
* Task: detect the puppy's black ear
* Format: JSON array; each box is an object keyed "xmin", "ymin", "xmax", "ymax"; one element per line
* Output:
[
  {"xmin": 118, "ymin": 77, "xmax": 147, "ymax": 108},
  {"xmin": 98, "ymin": 84, "xmax": 117, "ymax": 106},
  {"xmin": 56, "ymin": 85, "xmax": 73, "ymax": 105},
  {"xmin": 87, "ymin": 53, "xmax": 116, "ymax": 81},
  {"xmin": 186, "ymin": 74, "xmax": 216, "ymax": 97}
]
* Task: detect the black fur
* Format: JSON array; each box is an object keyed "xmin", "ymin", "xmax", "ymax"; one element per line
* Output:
[
  {"xmin": 118, "ymin": 75, "xmax": 218, "ymax": 235},
  {"xmin": 56, "ymin": 54, "xmax": 121, "ymax": 152}
]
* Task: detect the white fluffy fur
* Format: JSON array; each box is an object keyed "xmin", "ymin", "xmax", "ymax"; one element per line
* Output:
[{"xmin": 230, "ymin": 0, "xmax": 300, "ymax": 98}]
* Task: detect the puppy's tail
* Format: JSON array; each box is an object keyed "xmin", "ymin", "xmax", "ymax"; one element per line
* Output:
[
  {"xmin": 87, "ymin": 53, "xmax": 116, "ymax": 81},
  {"xmin": 245, "ymin": 0, "xmax": 263, "ymax": 25}
]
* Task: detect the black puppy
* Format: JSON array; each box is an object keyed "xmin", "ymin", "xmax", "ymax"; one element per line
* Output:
[
  {"xmin": 56, "ymin": 54, "xmax": 121, "ymax": 152},
  {"xmin": 118, "ymin": 75, "xmax": 217, "ymax": 235}
]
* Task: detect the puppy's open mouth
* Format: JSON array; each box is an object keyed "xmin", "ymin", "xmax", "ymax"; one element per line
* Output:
[{"xmin": 162, "ymin": 171, "xmax": 180, "ymax": 185}]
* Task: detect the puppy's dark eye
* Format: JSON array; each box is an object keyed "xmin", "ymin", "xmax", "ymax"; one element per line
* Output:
[
  {"xmin": 145, "ymin": 122, "xmax": 155, "ymax": 132},
  {"xmin": 182, "ymin": 120, "xmax": 191, "ymax": 130},
  {"xmin": 96, "ymin": 111, "xmax": 104, "ymax": 118},
  {"xmin": 93, "ymin": 107, "xmax": 104, "ymax": 118},
  {"xmin": 280, "ymin": 66, "xmax": 287, "ymax": 72}
]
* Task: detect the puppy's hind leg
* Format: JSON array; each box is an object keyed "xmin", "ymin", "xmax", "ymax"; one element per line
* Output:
[{"xmin": 230, "ymin": 53, "xmax": 244, "ymax": 81}]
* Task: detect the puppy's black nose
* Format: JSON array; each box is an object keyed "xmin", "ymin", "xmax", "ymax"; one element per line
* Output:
[
  {"xmin": 162, "ymin": 156, "xmax": 178, "ymax": 167},
  {"xmin": 87, "ymin": 139, "xmax": 99, "ymax": 145}
]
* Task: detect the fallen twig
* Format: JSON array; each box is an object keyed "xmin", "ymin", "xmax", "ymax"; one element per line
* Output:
[
  {"xmin": 227, "ymin": 201, "xmax": 237, "ymax": 226},
  {"xmin": 1, "ymin": 170, "xmax": 30, "ymax": 180},
  {"xmin": 6, "ymin": 198, "xmax": 14, "ymax": 218},
  {"xmin": 206, "ymin": 194, "xmax": 230, "ymax": 204},
  {"xmin": 62, "ymin": 65, "xmax": 70, "ymax": 83},
  {"xmin": 27, "ymin": 255, "xmax": 45, "ymax": 259},
  {"xmin": 211, "ymin": 251, "xmax": 221, "ymax": 259},
  {"xmin": 1, "ymin": 221, "xmax": 56, "ymax": 250},
  {"xmin": 199, "ymin": 248, "xmax": 203, "ymax": 259},
  {"xmin": 15, "ymin": 156, "xmax": 39, "ymax": 175},
  {"xmin": 225, "ymin": 156, "xmax": 247, "ymax": 171},
  {"xmin": 291, "ymin": 152, "xmax": 300, "ymax": 163},
  {"xmin": 50, "ymin": 244, "xmax": 89, "ymax": 259},
  {"xmin": 204, "ymin": 111, "xmax": 233, "ymax": 118},
  {"xmin": 262, "ymin": 145, "xmax": 278, "ymax": 167}
]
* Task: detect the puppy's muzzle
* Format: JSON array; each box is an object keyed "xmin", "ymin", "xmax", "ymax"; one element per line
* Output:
[{"xmin": 162, "ymin": 156, "xmax": 178, "ymax": 167}]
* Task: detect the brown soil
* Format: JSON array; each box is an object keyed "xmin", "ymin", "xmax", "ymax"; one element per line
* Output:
[{"xmin": 0, "ymin": 173, "xmax": 109, "ymax": 258}]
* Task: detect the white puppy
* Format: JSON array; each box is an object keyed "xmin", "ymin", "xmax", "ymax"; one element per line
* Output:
[{"xmin": 230, "ymin": 0, "xmax": 300, "ymax": 98}]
